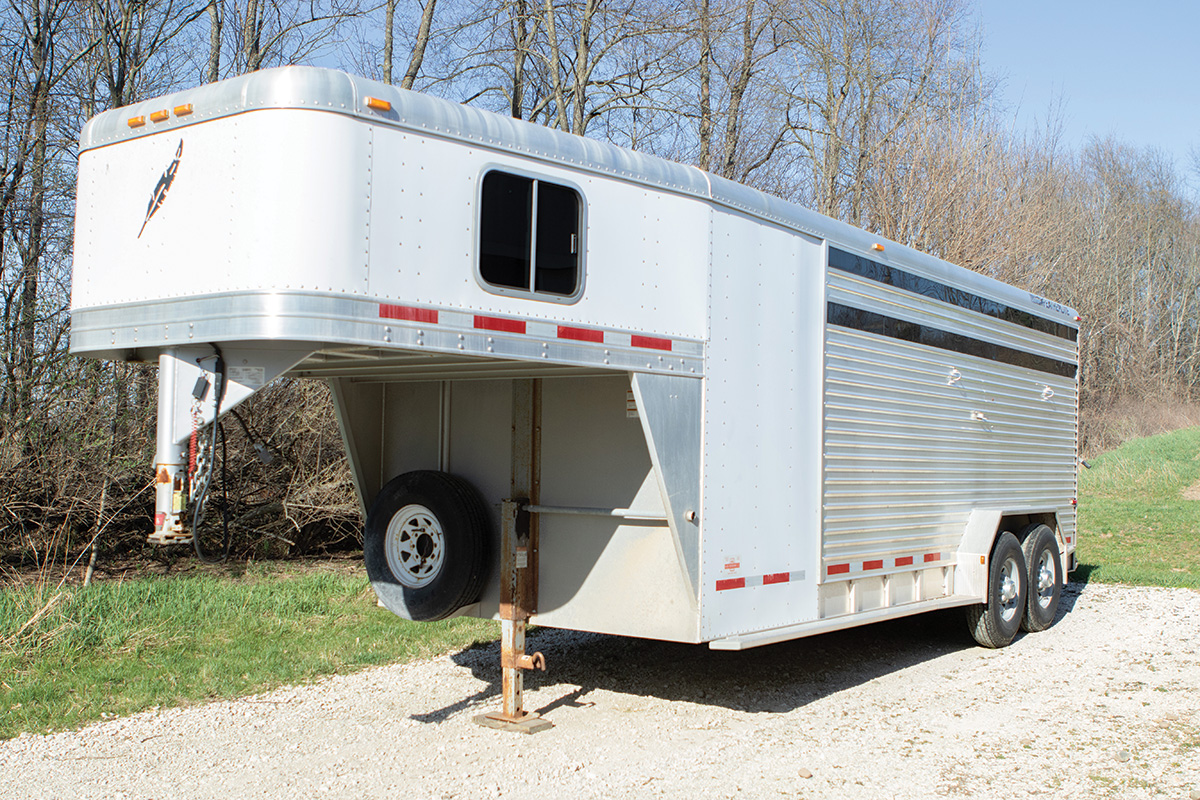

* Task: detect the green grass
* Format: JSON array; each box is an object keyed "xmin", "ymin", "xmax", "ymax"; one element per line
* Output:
[
  {"xmin": 1077, "ymin": 426, "xmax": 1200, "ymax": 588},
  {"xmin": 3, "ymin": 427, "xmax": 1197, "ymax": 741},
  {"xmin": 0, "ymin": 565, "xmax": 497, "ymax": 740}
]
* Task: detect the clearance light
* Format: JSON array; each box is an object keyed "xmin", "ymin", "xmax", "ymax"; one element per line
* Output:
[
  {"xmin": 127, "ymin": 116, "xmax": 145, "ymax": 128},
  {"xmin": 1074, "ymin": 315, "xmax": 1082, "ymax": 322},
  {"xmin": 174, "ymin": 103, "xmax": 194, "ymax": 116},
  {"xmin": 365, "ymin": 96, "xmax": 392, "ymax": 112},
  {"xmin": 872, "ymin": 243, "xmax": 885, "ymax": 252},
  {"xmin": 150, "ymin": 109, "xmax": 170, "ymax": 123}
]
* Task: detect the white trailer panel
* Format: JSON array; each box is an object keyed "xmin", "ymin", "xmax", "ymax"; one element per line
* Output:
[{"xmin": 698, "ymin": 211, "xmax": 826, "ymax": 640}]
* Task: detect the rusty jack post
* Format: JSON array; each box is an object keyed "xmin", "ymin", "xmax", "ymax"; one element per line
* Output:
[{"xmin": 474, "ymin": 499, "xmax": 551, "ymax": 734}]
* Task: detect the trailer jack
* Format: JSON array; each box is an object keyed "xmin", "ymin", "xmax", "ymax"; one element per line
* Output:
[
  {"xmin": 149, "ymin": 351, "xmax": 193, "ymax": 545},
  {"xmin": 474, "ymin": 499, "xmax": 552, "ymax": 734}
]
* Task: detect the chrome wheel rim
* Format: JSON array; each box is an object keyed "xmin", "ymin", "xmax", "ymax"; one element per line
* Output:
[
  {"xmin": 998, "ymin": 555, "xmax": 1022, "ymax": 623},
  {"xmin": 1035, "ymin": 549, "xmax": 1057, "ymax": 610},
  {"xmin": 385, "ymin": 504, "xmax": 445, "ymax": 588}
]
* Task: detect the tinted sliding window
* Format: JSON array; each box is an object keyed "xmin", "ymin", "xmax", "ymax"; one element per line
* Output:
[{"xmin": 479, "ymin": 171, "xmax": 582, "ymax": 299}]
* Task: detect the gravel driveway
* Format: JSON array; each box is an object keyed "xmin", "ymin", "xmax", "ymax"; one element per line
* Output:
[{"xmin": 3, "ymin": 582, "xmax": 1198, "ymax": 800}]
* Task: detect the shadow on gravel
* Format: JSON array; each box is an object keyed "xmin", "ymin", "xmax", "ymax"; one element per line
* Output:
[{"xmin": 411, "ymin": 583, "xmax": 1087, "ymax": 724}]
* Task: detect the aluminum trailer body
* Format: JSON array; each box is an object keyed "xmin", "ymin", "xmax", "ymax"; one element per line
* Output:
[{"xmin": 71, "ymin": 67, "xmax": 1079, "ymax": 655}]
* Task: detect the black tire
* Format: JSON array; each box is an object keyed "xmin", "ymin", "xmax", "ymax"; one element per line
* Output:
[
  {"xmin": 364, "ymin": 470, "xmax": 491, "ymax": 622},
  {"xmin": 966, "ymin": 531, "xmax": 1027, "ymax": 648},
  {"xmin": 1020, "ymin": 524, "xmax": 1062, "ymax": 632}
]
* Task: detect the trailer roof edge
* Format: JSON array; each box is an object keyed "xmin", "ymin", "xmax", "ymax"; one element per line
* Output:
[{"xmin": 78, "ymin": 66, "xmax": 1080, "ymax": 327}]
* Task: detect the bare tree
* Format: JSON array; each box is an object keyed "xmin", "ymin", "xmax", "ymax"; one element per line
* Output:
[
  {"xmin": 198, "ymin": 0, "xmax": 363, "ymax": 78},
  {"xmin": 399, "ymin": 0, "xmax": 435, "ymax": 89},
  {"xmin": 537, "ymin": 0, "xmax": 688, "ymax": 137},
  {"xmin": 687, "ymin": 0, "xmax": 781, "ymax": 180},
  {"xmin": 775, "ymin": 0, "xmax": 968, "ymax": 221},
  {"xmin": 379, "ymin": 0, "xmax": 437, "ymax": 88},
  {"xmin": 206, "ymin": 0, "xmax": 221, "ymax": 82},
  {"xmin": 3, "ymin": 0, "xmax": 60, "ymax": 425},
  {"xmin": 83, "ymin": 1, "xmax": 207, "ymax": 108}
]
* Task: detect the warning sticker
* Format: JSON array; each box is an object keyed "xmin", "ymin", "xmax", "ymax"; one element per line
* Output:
[
  {"xmin": 228, "ymin": 365, "xmax": 266, "ymax": 388},
  {"xmin": 723, "ymin": 555, "xmax": 741, "ymax": 572}
]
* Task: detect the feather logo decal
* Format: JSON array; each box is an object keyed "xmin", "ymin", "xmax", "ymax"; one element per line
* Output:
[{"xmin": 138, "ymin": 139, "xmax": 184, "ymax": 238}]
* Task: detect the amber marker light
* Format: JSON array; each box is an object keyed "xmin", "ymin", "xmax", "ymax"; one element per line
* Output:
[
  {"xmin": 174, "ymin": 103, "xmax": 193, "ymax": 116},
  {"xmin": 872, "ymin": 243, "xmax": 885, "ymax": 252},
  {"xmin": 365, "ymin": 97, "xmax": 392, "ymax": 112},
  {"xmin": 150, "ymin": 109, "xmax": 170, "ymax": 123},
  {"xmin": 127, "ymin": 116, "xmax": 145, "ymax": 128}
]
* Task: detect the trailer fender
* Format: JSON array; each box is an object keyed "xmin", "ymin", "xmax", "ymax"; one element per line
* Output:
[
  {"xmin": 956, "ymin": 510, "xmax": 1065, "ymax": 603},
  {"xmin": 328, "ymin": 378, "xmax": 384, "ymax": 517},
  {"xmin": 629, "ymin": 372, "xmax": 702, "ymax": 597},
  {"xmin": 955, "ymin": 509, "xmax": 1005, "ymax": 602}
]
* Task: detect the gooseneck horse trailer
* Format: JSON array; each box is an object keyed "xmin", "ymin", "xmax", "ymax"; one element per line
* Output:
[{"xmin": 71, "ymin": 67, "xmax": 1079, "ymax": 728}]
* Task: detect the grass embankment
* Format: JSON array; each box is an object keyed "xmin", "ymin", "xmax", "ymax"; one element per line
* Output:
[
  {"xmin": 0, "ymin": 565, "xmax": 496, "ymax": 740},
  {"xmin": 1077, "ymin": 426, "xmax": 1200, "ymax": 588}
]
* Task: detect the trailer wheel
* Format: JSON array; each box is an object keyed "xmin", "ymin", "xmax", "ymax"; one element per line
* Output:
[
  {"xmin": 1020, "ymin": 524, "xmax": 1062, "ymax": 632},
  {"xmin": 364, "ymin": 470, "xmax": 491, "ymax": 622},
  {"xmin": 966, "ymin": 531, "xmax": 1027, "ymax": 648}
]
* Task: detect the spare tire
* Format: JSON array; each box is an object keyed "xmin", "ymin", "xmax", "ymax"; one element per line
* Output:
[{"xmin": 364, "ymin": 470, "xmax": 492, "ymax": 622}]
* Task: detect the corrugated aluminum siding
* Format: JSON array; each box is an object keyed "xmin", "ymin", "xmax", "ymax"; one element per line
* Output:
[{"xmin": 822, "ymin": 264, "xmax": 1078, "ymax": 580}]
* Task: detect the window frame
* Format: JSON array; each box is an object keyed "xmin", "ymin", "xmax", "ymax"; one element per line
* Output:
[{"xmin": 474, "ymin": 165, "xmax": 587, "ymax": 305}]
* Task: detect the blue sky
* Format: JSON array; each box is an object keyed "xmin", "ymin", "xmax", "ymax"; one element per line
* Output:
[{"xmin": 978, "ymin": 1, "xmax": 1199, "ymax": 173}]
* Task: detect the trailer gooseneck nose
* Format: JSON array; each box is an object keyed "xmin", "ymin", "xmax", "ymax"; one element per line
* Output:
[{"xmin": 147, "ymin": 345, "xmax": 305, "ymax": 549}]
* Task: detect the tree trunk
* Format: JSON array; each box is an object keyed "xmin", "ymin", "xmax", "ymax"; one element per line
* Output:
[
  {"xmin": 720, "ymin": 0, "xmax": 758, "ymax": 179},
  {"xmin": 207, "ymin": 0, "xmax": 222, "ymax": 83},
  {"xmin": 697, "ymin": 0, "xmax": 712, "ymax": 170},
  {"xmin": 243, "ymin": 0, "xmax": 264, "ymax": 72},
  {"xmin": 400, "ymin": 0, "xmax": 437, "ymax": 90},
  {"xmin": 570, "ymin": 0, "xmax": 598, "ymax": 135},
  {"xmin": 14, "ymin": 3, "xmax": 52, "ymax": 429},
  {"xmin": 382, "ymin": 0, "xmax": 395, "ymax": 83},
  {"xmin": 542, "ymin": 0, "xmax": 568, "ymax": 130},
  {"xmin": 509, "ymin": 0, "xmax": 531, "ymax": 119}
]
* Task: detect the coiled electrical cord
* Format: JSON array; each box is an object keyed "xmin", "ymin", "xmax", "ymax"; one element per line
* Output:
[{"xmin": 192, "ymin": 347, "xmax": 232, "ymax": 564}]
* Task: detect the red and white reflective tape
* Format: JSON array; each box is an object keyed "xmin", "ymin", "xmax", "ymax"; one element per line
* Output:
[
  {"xmin": 825, "ymin": 552, "xmax": 946, "ymax": 578},
  {"xmin": 380, "ymin": 304, "xmax": 438, "ymax": 324},
  {"xmin": 557, "ymin": 324, "xmax": 604, "ymax": 343},
  {"xmin": 473, "ymin": 313, "xmax": 525, "ymax": 334},
  {"xmin": 716, "ymin": 570, "xmax": 806, "ymax": 592},
  {"xmin": 379, "ymin": 303, "xmax": 682, "ymax": 353}
]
